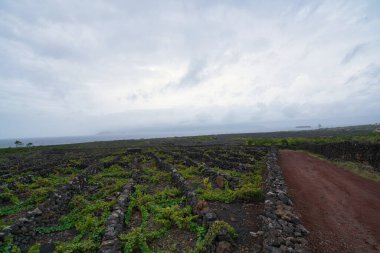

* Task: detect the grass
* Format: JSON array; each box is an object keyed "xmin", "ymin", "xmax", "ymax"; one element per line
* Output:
[
  {"xmin": 334, "ymin": 161, "xmax": 380, "ymax": 182},
  {"xmin": 302, "ymin": 151, "xmax": 380, "ymax": 183}
]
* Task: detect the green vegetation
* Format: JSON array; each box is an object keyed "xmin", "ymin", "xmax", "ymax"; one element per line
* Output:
[
  {"xmin": 0, "ymin": 236, "xmax": 21, "ymax": 253},
  {"xmin": 39, "ymin": 165, "xmax": 132, "ymax": 252},
  {"xmin": 188, "ymin": 136, "xmax": 217, "ymax": 141},
  {"xmin": 27, "ymin": 243, "xmax": 40, "ymax": 253},
  {"xmin": 141, "ymin": 166, "xmax": 171, "ymax": 184},
  {"xmin": 195, "ymin": 160, "xmax": 265, "ymax": 203},
  {"xmin": 193, "ymin": 221, "xmax": 237, "ymax": 253},
  {"xmin": 0, "ymin": 166, "xmax": 80, "ymax": 217},
  {"xmin": 196, "ymin": 175, "xmax": 263, "ymax": 203},
  {"xmin": 100, "ymin": 155, "xmax": 115, "ymax": 164},
  {"xmin": 155, "ymin": 151, "xmax": 175, "ymax": 163},
  {"xmin": 52, "ymin": 197, "xmax": 114, "ymax": 252},
  {"xmin": 304, "ymin": 151, "xmax": 380, "ymax": 183},
  {"xmin": 14, "ymin": 140, "xmax": 23, "ymax": 148},
  {"xmin": 334, "ymin": 161, "xmax": 380, "ymax": 183},
  {"xmin": 176, "ymin": 164, "xmax": 201, "ymax": 182},
  {"xmin": 1, "ymin": 142, "xmax": 270, "ymax": 252},
  {"xmin": 244, "ymin": 132, "xmax": 380, "ymax": 147},
  {"xmin": 122, "ymin": 186, "xmax": 206, "ymax": 253}
]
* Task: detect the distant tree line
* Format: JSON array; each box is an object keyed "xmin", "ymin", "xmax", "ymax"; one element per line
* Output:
[{"xmin": 14, "ymin": 140, "xmax": 33, "ymax": 148}]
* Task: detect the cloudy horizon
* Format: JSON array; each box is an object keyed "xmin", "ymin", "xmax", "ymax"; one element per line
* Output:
[{"xmin": 1, "ymin": 0, "xmax": 380, "ymax": 139}]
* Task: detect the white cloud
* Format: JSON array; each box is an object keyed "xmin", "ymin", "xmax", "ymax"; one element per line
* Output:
[{"xmin": 0, "ymin": 0, "xmax": 379, "ymax": 138}]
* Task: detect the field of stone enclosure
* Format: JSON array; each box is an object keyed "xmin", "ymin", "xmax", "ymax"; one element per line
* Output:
[{"xmin": 0, "ymin": 126, "xmax": 379, "ymax": 253}]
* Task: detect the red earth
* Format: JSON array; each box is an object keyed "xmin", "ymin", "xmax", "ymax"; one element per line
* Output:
[{"xmin": 279, "ymin": 150, "xmax": 380, "ymax": 253}]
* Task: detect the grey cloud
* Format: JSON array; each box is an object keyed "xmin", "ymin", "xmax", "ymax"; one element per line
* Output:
[
  {"xmin": 344, "ymin": 64, "xmax": 380, "ymax": 88},
  {"xmin": 176, "ymin": 58, "xmax": 207, "ymax": 88},
  {"xmin": 0, "ymin": 0, "xmax": 380, "ymax": 139},
  {"xmin": 161, "ymin": 58, "xmax": 208, "ymax": 91},
  {"xmin": 341, "ymin": 43, "xmax": 367, "ymax": 64},
  {"xmin": 125, "ymin": 90, "xmax": 151, "ymax": 102}
]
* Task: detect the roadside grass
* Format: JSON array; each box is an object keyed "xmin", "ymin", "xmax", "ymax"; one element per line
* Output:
[
  {"xmin": 333, "ymin": 161, "xmax": 380, "ymax": 183},
  {"xmin": 243, "ymin": 132, "xmax": 380, "ymax": 147},
  {"xmin": 300, "ymin": 151, "xmax": 380, "ymax": 183}
]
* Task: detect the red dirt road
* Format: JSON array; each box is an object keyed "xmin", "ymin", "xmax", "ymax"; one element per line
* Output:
[{"xmin": 279, "ymin": 150, "xmax": 380, "ymax": 253}]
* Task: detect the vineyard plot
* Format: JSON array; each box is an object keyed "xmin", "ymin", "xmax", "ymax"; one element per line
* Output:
[{"xmin": 0, "ymin": 145, "xmax": 267, "ymax": 252}]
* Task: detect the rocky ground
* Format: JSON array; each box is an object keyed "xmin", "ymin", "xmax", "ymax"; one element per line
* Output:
[
  {"xmin": 1, "ymin": 136, "xmax": 378, "ymax": 253},
  {"xmin": 0, "ymin": 143, "xmax": 269, "ymax": 252}
]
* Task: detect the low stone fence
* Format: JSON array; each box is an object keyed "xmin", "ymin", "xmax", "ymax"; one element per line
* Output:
[
  {"xmin": 299, "ymin": 141, "xmax": 380, "ymax": 172},
  {"xmin": 99, "ymin": 181, "xmax": 135, "ymax": 253},
  {"xmin": 261, "ymin": 148, "xmax": 308, "ymax": 253}
]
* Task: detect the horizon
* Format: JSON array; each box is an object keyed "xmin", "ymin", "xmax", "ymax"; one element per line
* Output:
[
  {"xmin": 1, "ymin": 121, "xmax": 378, "ymax": 148},
  {"xmin": 1, "ymin": 1, "xmax": 380, "ymax": 139}
]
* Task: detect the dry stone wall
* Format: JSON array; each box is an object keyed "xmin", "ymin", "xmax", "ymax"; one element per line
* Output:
[
  {"xmin": 300, "ymin": 141, "xmax": 380, "ymax": 172},
  {"xmin": 99, "ymin": 181, "xmax": 135, "ymax": 253},
  {"xmin": 261, "ymin": 148, "xmax": 308, "ymax": 253}
]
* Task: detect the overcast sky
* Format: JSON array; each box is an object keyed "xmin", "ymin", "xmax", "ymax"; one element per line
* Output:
[{"xmin": 1, "ymin": 0, "xmax": 380, "ymax": 139}]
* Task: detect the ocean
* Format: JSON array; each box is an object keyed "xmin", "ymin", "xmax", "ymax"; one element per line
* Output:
[{"xmin": 0, "ymin": 135, "xmax": 140, "ymax": 148}]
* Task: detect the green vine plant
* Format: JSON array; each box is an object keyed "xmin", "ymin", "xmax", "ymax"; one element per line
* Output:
[
  {"xmin": 0, "ymin": 236, "xmax": 21, "ymax": 253},
  {"xmin": 121, "ymin": 186, "xmax": 207, "ymax": 253}
]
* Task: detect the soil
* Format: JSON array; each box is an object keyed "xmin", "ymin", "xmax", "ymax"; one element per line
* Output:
[
  {"xmin": 34, "ymin": 228, "xmax": 77, "ymax": 252},
  {"xmin": 279, "ymin": 150, "xmax": 380, "ymax": 253},
  {"xmin": 128, "ymin": 208, "xmax": 142, "ymax": 228},
  {"xmin": 208, "ymin": 202, "xmax": 263, "ymax": 252},
  {"xmin": 149, "ymin": 228, "xmax": 197, "ymax": 252}
]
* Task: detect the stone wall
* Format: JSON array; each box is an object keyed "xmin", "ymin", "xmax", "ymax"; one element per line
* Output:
[
  {"xmin": 299, "ymin": 141, "xmax": 380, "ymax": 172},
  {"xmin": 99, "ymin": 181, "xmax": 135, "ymax": 253},
  {"xmin": 261, "ymin": 148, "xmax": 308, "ymax": 253}
]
